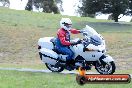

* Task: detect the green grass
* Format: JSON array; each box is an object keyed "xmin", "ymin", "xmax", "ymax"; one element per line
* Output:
[
  {"xmin": 0, "ymin": 7, "xmax": 132, "ymax": 70},
  {"xmin": 0, "ymin": 7, "xmax": 116, "ymax": 30},
  {"xmin": 0, "ymin": 70, "xmax": 131, "ymax": 88}
]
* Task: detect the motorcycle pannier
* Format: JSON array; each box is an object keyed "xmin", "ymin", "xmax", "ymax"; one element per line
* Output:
[
  {"xmin": 38, "ymin": 37, "xmax": 54, "ymax": 50},
  {"xmin": 40, "ymin": 48, "xmax": 58, "ymax": 65}
]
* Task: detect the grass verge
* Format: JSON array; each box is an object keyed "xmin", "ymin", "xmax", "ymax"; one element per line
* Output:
[{"xmin": 0, "ymin": 70, "xmax": 131, "ymax": 88}]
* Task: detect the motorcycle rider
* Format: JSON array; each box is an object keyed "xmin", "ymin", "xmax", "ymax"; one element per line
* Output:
[{"xmin": 55, "ymin": 18, "xmax": 82, "ymax": 69}]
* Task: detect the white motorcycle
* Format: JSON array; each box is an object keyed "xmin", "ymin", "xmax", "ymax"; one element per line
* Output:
[{"xmin": 38, "ymin": 25, "xmax": 116, "ymax": 74}]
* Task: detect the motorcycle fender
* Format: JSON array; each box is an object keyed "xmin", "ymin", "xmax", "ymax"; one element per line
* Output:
[
  {"xmin": 40, "ymin": 48, "xmax": 58, "ymax": 65},
  {"xmin": 102, "ymin": 55, "xmax": 114, "ymax": 63}
]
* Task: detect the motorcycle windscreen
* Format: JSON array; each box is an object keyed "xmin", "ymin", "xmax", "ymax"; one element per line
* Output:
[{"xmin": 40, "ymin": 48, "xmax": 58, "ymax": 65}]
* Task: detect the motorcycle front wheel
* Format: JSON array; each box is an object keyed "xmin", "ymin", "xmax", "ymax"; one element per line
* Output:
[
  {"xmin": 95, "ymin": 61, "xmax": 116, "ymax": 74},
  {"xmin": 45, "ymin": 63, "xmax": 64, "ymax": 72}
]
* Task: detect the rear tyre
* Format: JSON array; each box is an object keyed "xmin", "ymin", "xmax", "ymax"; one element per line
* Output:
[
  {"xmin": 45, "ymin": 63, "xmax": 64, "ymax": 72},
  {"xmin": 95, "ymin": 61, "xmax": 116, "ymax": 74}
]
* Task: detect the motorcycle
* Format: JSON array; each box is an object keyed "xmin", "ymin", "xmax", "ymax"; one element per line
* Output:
[{"xmin": 38, "ymin": 25, "xmax": 116, "ymax": 74}]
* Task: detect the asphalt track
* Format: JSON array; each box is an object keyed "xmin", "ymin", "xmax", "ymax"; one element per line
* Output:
[
  {"xmin": 0, "ymin": 67, "xmax": 98, "ymax": 74},
  {"xmin": 0, "ymin": 67, "xmax": 131, "ymax": 77}
]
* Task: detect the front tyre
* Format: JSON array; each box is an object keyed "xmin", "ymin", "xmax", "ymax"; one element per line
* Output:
[
  {"xmin": 45, "ymin": 63, "xmax": 64, "ymax": 72},
  {"xmin": 95, "ymin": 61, "xmax": 116, "ymax": 74}
]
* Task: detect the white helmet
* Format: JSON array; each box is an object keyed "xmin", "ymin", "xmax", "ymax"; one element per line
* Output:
[{"xmin": 60, "ymin": 18, "xmax": 72, "ymax": 31}]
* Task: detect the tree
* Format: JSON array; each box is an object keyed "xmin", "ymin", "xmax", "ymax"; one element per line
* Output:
[
  {"xmin": 25, "ymin": 0, "xmax": 60, "ymax": 14},
  {"xmin": 0, "ymin": 0, "xmax": 10, "ymax": 7},
  {"xmin": 25, "ymin": 0, "xmax": 33, "ymax": 11},
  {"xmin": 79, "ymin": 0, "xmax": 132, "ymax": 22},
  {"xmin": 55, "ymin": 0, "xmax": 63, "ymax": 12},
  {"xmin": 129, "ymin": 0, "xmax": 132, "ymax": 14}
]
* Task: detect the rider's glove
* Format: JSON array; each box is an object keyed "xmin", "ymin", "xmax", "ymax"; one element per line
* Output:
[
  {"xmin": 83, "ymin": 32, "xmax": 87, "ymax": 36},
  {"xmin": 71, "ymin": 40, "xmax": 81, "ymax": 45},
  {"xmin": 79, "ymin": 30, "xmax": 84, "ymax": 33},
  {"xmin": 77, "ymin": 39, "xmax": 82, "ymax": 44},
  {"xmin": 71, "ymin": 42, "xmax": 78, "ymax": 45}
]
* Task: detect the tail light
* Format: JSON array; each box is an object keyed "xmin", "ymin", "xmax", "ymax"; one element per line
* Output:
[{"xmin": 38, "ymin": 45, "xmax": 41, "ymax": 49}]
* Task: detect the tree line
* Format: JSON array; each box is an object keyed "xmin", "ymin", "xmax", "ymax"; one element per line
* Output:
[
  {"xmin": 79, "ymin": 0, "xmax": 132, "ymax": 22},
  {"xmin": 0, "ymin": 0, "xmax": 10, "ymax": 7},
  {"xmin": 0, "ymin": 0, "xmax": 132, "ymax": 22},
  {"xmin": 0, "ymin": 0, "xmax": 62, "ymax": 14},
  {"xmin": 25, "ymin": 0, "xmax": 63, "ymax": 14}
]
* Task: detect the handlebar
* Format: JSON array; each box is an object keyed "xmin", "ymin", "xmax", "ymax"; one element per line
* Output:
[{"xmin": 71, "ymin": 39, "xmax": 82, "ymax": 46}]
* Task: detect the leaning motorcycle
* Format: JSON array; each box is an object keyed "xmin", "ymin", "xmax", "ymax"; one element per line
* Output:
[{"xmin": 38, "ymin": 25, "xmax": 116, "ymax": 74}]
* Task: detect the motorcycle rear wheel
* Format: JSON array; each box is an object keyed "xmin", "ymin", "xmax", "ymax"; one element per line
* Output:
[{"xmin": 45, "ymin": 63, "xmax": 64, "ymax": 72}]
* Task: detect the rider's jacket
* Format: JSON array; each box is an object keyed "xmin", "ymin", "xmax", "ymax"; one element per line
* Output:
[{"xmin": 56, "ymin": 28, "xmax": 80, "ymax": 46}]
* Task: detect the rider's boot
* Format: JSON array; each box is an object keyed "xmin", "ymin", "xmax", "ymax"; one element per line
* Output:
[{"xmin": 66, "ymin": 59, "xmax": 74, "ymax": 71}]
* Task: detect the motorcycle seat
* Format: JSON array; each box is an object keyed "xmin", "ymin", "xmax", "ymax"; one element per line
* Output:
[
  {"xmin": 50, "ymin": 38, "xmax": 67, "ymax": 55},
  {"xmin": 50, "ymin": 38, "xmax": 56, "ymax": 46},
  {"xmin": 50, "ymin": 38, "xmax": 62, "ymax": 54}
]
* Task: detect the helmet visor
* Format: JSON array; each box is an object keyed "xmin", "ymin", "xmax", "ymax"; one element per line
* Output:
[
  {"xmin": 63, "ymin": 23, "xmax": 72, "ymax": 28},
  {"xmin": 65, "ymin": 24, "xmax": 72, "ymax": 28}
]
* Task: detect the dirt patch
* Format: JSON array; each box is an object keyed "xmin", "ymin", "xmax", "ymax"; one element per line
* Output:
[{"xmin": 0, "ymin": 23, "xmax": 132, "ymax": 70}]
